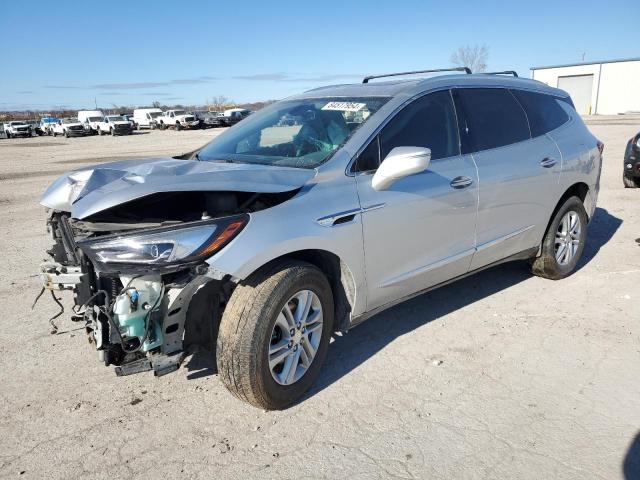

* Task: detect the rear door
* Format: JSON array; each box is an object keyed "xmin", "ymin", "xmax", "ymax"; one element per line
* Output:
[
  {"xmin": 452, "ymin": 88, "xmax": 561, "ymax": 270},
  {"xmin": 354, "ymin": 90, "xmax": 478, "ymax": 311}
]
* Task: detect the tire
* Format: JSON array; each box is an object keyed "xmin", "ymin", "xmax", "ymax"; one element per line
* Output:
[
  {"xmin": 159, "ymin": 122, "xmax": 165, "ymax": 130},
  {"xmin": 98, "ymin": 128, "xmax": 103, "ymax": 136},
  {"xmin": 531, "ymin": 196, "xmax": 588, "ymax": 280},
  {"xmin": 217, "ymin": 260, "xmax": 334, "ymax": 410},
  {"xmin": 623, "ymin": 173, "xmax": 638, "ymax": 188},
  {"xmin": 110, "ymin": 128, "xmax": 115, "ymax": 136},
  {"xmin": 64, "ymin": 130, "xmax": 69, "ymax": 138},
  {"xmin": 53, "ymin": 131, "xmax": 57, "ymax": 137},
  {"xmin": 6, "ymin": 132, "xmax": 10, "ymax": 139},
  {"xmin": 176, "ymin": 122, "xmax": 182, "ymax": 131}
]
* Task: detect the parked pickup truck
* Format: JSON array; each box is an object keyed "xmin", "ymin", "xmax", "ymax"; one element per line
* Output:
[
  {"xmin": 156, "ymin": 110, "xmax": 199, "ymax": 130},
  {"xmin": 97, "ymin": 115, "xmax": 133, "ymax": 136},
  {"xmin": 3, "ymin": 121, "xmax": 32, "ymax": 138},
  {"xmin": 52, "ymin": 118, "xmax": 86, "ymax": 138},
  {"xmin": 40, "ymin": 117, "xmax": 60, "ymax": 135}
]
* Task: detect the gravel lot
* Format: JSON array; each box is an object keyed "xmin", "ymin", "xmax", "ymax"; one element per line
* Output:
[{"xmin": 0, "ymin": 122, "xmax": 638, "ymax": 480}]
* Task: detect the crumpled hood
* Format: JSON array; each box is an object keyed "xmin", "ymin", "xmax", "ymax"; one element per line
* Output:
[{"xmin": 41, "ymin": 157, "xmax": 316, "ymax": 219}]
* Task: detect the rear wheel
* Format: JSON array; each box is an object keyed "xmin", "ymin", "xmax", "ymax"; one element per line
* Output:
[
  {"xmin": 64, "ymin": 130, "xmax": 69, "ymax": 138},
  {"xmin": 531, "ymin": 196, "xmax": 588, "ymax": 280},
  {"xmin": 217, "ymin": 260, "xmax": 334, "ymax": 410},
  {"xmin": 623, "ymin": 173, "xmax": 638, "ymax": 188},
  {"xmin": 176, "ymin": 122, "xmax": 182, "ymax": 131}
]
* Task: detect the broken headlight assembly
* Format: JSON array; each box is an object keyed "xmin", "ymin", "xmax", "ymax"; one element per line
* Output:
[{"xmin": 78, "ymin": 214, "xmax": 248, "ymax": 272}]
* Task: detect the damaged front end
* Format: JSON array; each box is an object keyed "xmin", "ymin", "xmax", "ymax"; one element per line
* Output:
[
  {"xmin": 38, "ymin": 157, "xmax": 311, "ymax": 377},
  {"xmin": 41, "ymin": 210, "xmax": 247, "ymax": 376}
]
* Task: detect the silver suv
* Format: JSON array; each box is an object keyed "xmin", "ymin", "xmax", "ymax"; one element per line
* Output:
[{"xmin": 40, "ymin": 68, "xmax": 602, "ymax": 409}]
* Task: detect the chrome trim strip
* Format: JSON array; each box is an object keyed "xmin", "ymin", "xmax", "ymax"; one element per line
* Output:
[
  {"xmin": 316, "ymin": 208, "xmax": 361, "ymax": 227},
  {"xmin": 475, "ymin": 225, "xmax": 535, "ymax": 252},
  {"xmin": 379, "ymin": 248, "xmax": 475, "ymax": 288},
  {"xmin": 316, "ymin": 203, "xmax": 386, "ymax": 227},
  {"xmin": 361, "ymin": 203, "xmax": 386, "ymax": 213}
]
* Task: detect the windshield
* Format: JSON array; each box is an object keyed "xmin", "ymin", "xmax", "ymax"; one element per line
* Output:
[
  {"xmin": 10, "ymin": 121, "xmax": 27, "ymax": 126},
  {"xmin": 173, "ymin": 110, "xmax": 186, "ymax": 116},
  {"xmin": 107, "ymin": 116, "xmax": 122, "ymax": 121},
  {"xmin": 197, "ymin": 97, "xmax": 389, "ymax": 168},
  {"xmin": 63, "ymin": 118, "xmax": 79, "ymax": 124}
]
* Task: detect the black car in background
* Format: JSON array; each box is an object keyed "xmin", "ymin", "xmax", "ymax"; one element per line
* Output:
[
  {"xmin": 192, "ymin": 111, "xmax": 225, "ymax": 129},
  {"xmin": 624, "ymin": 131, "xmax": 640, "ymax": 188}
]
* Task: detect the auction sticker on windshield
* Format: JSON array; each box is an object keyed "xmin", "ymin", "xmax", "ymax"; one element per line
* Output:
[{"xmin": 322, "ymin": 102, "xmax": 366, "ymax": 112}]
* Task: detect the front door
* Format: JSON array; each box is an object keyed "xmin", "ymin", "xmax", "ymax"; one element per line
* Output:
[{"xmin": 354, "ymin": 90, "xmax": 479, "ymax": 312}]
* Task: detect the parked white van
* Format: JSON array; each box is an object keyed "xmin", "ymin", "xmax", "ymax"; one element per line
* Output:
[
  {"xmin": 133, "ymin": 108, "xmax": 163, "ymax": 129},
  {"xmin": 78, "ymin": 110, "xmax": 104, "ymax": 135}
]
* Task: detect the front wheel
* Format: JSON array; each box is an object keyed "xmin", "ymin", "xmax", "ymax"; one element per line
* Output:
[
  {"xmin": 64, "ymin": 131, "xmax": 69, "ymax": 138},
  {"xmin": 531, "ymin": 196, "xmax": 588, "ymax": 280},
  {"xmin": 175, "ymin": 122, "xmax": 182, "ymax": 131},
  {"xmin": 623, "ymin": 173, "xmax": 638, "ymax": 188},
  {"xmin": 217, "ymin": 261, "xmax": 334, "ymax": 410}
]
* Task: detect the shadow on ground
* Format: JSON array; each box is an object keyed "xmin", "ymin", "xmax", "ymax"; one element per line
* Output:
[
  {"xmin": 624, "ymin": 432, "xmax": 640, "ymax": 480},
  {"xmin": 183, "ymin": 208, "xmax": 622, "ymax": 399}
]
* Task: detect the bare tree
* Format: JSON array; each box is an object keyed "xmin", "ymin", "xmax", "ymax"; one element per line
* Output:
[
  {"xmin": 450, "ymin": 45, "xmax": 489, "ymax": 73},
  {"xmin": 152, "ymin": 101, "xmax": 161, "ymax": 108},
  {"xmin": 208, "ymin": 95, "xmax": 234, "ymax": 112}
]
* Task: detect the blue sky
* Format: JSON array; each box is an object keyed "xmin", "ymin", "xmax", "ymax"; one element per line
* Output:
[{"xmin": 1, "ymin": 0, "xmax": 637, "ymax": 110}]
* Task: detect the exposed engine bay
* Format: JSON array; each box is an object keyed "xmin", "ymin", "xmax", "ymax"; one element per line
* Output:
[{"xmin": 39, "ymin": 189, "xmax": 295, "ymax": 376}]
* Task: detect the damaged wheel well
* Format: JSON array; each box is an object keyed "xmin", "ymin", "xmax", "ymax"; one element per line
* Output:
[
  {"xmin": 240, "ymin": 249, "xmax": 356, "ymax": 332},
  {"xmin": 182, "ymin": 249, "xmax": 355, "ymax": 366}
]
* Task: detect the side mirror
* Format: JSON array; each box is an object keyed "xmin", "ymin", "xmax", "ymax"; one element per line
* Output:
[{"xmin": 371, "ymin": 147, "xmax": 431, "ymax": 191}]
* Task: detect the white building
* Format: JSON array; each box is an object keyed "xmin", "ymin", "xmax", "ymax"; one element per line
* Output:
[{"xmin": 530, "ymin": 58, "xmax": 640, "ymax": 115}]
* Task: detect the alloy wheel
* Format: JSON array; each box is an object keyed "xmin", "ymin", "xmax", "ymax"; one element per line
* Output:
[
  {"xmin": 268, "ymin": 290, "xmax": 323, "ymax": 386},
  {"xmin": 555, "ymin": 211, "xmax": 581, "ymax": 265}
]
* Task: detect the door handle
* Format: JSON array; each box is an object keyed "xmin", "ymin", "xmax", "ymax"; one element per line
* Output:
[
  {"xmin": 540, "ymin": 157, "xmax": 557, "ymax": 168},
  {"xmin": 450, "ymin": 176, "xmax": 473, "ymax": 189}
]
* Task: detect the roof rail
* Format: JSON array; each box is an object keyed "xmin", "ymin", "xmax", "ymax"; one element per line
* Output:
[
  {"xmin": 362, "ymin": 67, "xmax": 472, "ymax": 84},
  {"xmin": 484, "ymin": 70, "xmax": 519, "ymax": 77}
]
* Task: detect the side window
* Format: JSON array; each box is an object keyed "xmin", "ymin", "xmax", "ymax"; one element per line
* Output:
[
  {"xmin": 354, "ymin": 136, "xmax": 380, "ymax": 172},
  {"xmin": 379, "ymin": 90, "xmax": 459, "ymax": 161},
  {"xmin": 453, "ymin": 88, "xmax": 530, "ymax": 153},
  {"xmin": 511, "ymin": 89, "xmax": 570, "ymax": 137}
]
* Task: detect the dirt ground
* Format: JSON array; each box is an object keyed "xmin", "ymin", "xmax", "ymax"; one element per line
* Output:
[{"xmin": 0, "ymin": 122, "xmax": 638, "ymax": 480}]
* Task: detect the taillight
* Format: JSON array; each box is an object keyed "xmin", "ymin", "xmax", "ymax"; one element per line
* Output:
[{"xmin": 597, "ymin": 140, "xmax": 604, "ymax": 155}]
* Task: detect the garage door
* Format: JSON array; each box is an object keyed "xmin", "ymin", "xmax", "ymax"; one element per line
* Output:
[{"xmin": 558, "ymin": 75, "xmax": 594, "ymax": 115}]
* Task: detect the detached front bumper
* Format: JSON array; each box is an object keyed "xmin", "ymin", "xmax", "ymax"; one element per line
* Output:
[{"xmin": 40, "ymin": 214, "xmax": 224, "ymax": 377}]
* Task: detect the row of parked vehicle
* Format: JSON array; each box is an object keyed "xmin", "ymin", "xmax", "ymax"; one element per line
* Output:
[{"xmin": 1, "ymin": 107, "xmax": 251, "ymax": 139}]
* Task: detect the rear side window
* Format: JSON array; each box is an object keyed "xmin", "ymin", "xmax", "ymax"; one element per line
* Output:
[
  {"xmin": 379, "ymin": 90, "xmax": 459, "ymax": 161},
  {"xmin": 453, "ymin": 88, "xmax": 530, "ymax": 153},
  {"xmin": 511, "ymin": 90, "xmax": 570, "ymax": 137}
]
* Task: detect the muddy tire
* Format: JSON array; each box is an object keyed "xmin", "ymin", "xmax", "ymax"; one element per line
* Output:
[
  {"xmin": 531, "ymin": 196, "xmax": 588, "ymax": 280},
  {"xmin": 217, "ymin": 260, "xmax": 334, "ymax": 410},
  {"xmin": 623, "ymin": 174, "xmax": 638, "ymax": 188}
]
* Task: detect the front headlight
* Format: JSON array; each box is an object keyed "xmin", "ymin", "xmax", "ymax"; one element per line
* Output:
[{"xmin": 79, "ymin": 215, "xmax": 248, "ymax": 270}]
